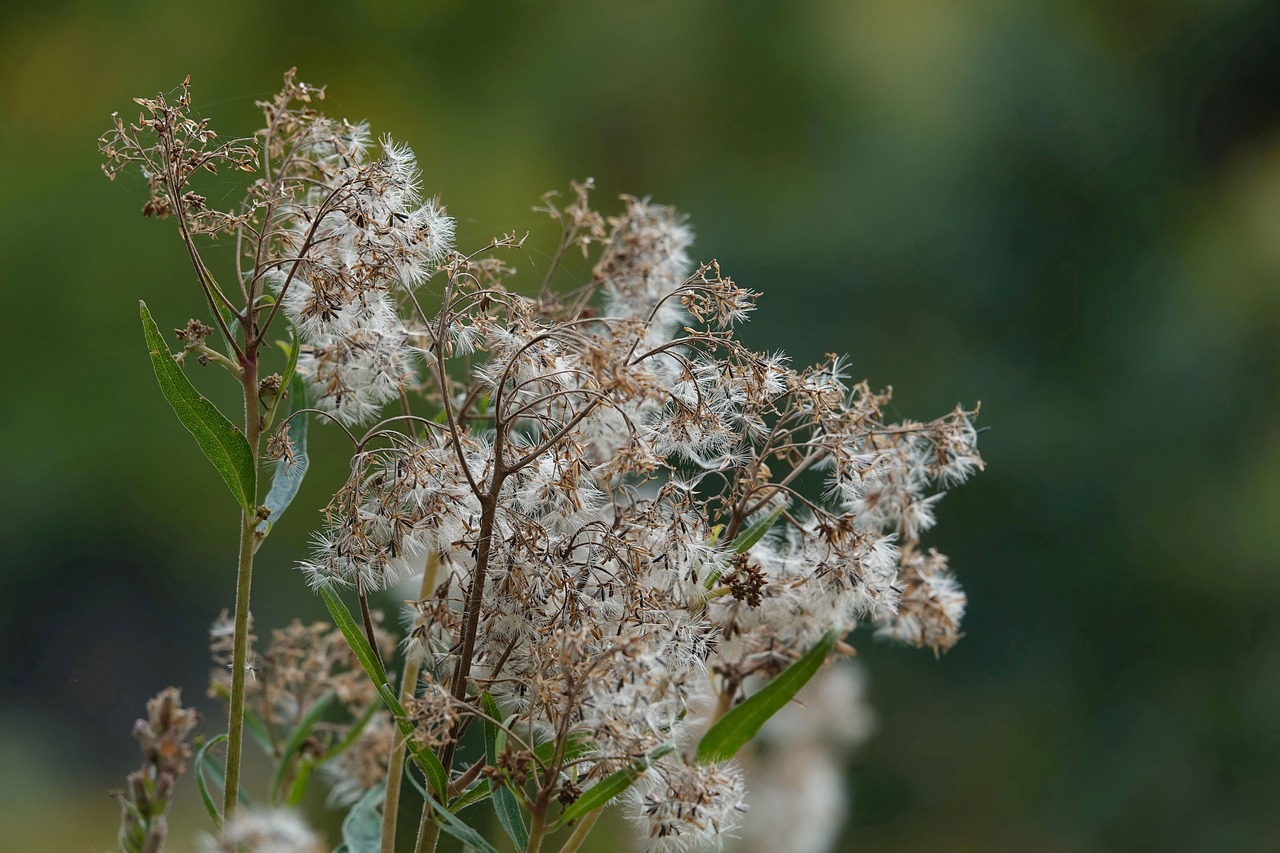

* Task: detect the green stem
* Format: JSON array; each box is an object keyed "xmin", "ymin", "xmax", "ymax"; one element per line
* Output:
[
  {"xmin": 382, "ymin": 554, "xmax": 439, "ymax": 853},
  {"xmin": 525, "ymin": 803, "xmax": 549, "ymax": 853},
  {"xmin": 556, "ymin": 806, "xmax": 603, "ymax": 853},
  {"xmin": 223, "ymin": 360, "xmax": 261, "ymax": 821},
  {"xmin": 413, "ymin": 805, "xmax": 441, "ymax": 853}
]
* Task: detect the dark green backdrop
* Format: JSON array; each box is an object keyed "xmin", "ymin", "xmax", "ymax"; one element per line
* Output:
[{"xmin": 3, "ymin": 1, "xmax": 1280, "ymax": 849}]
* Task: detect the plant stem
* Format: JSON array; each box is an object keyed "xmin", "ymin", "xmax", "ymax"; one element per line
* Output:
[
  {"xmin": 223, "ymin": 360, "xmax": 261, "ymax": 821},
  {"xmin": 382, "ymin": 554, "xmax": 439, "ymax": 853},
  {"xmin": 556, "ymin": 806, "xmax": 603, "ymax": 853},
  {"xmin": 525, "ymin": 802, "xmax": 549, "ymax": 853},
  {"xmin": 413, "ymin": 806, "xmax": 441, "ymax": 853}
]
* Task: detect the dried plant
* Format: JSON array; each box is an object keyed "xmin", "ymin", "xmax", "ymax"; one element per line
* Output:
[
  {"xmin": 115, "ymin": 688, "xmax": 197, "ymax": 853},
  {"xmin": 102, "ymin": 71, "xmax": 983, "ymax": 853}
]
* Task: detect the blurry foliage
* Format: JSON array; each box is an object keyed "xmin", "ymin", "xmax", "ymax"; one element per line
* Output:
[{"xmin": 3, "ymin": 0, "xmax": 1280, "ymax": 849}]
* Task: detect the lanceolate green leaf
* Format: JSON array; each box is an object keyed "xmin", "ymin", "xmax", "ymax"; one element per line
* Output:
[
  {"xmin": 695, "ymin": 629, "xmax": 838, "ymax": 764},
  {"xmin": 732, "ymin": 506, "xmax": 786, "ymax": 554},
  {"xmin": 705, "ymin": 506, "xmax": 786, "ymax": 588},
  {"xmin": 481, "ymin": 692, "xmax": 528, "ymax": 849},
  {"xmin": 319, "ymin": 586, "xmax": 449, "ymax": 799},
  {"xmin": 256, "ymin": 375, "xmax": 309, "ymax": 536},
  {"xmin": 554, "ymin": 743, "xmax": 675, "ymax": 829},
  {"xmin": 269, "ymin": 691, "xmax": 335, "ymax": 804},
  {"xmin": 139, "ymin": 301, "xmax": 256, "ymax": 513}
]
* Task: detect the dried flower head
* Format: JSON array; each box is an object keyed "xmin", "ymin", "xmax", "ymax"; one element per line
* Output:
[{"xmin": 102, "ymin": 70, "xmax": 986, "ymax": 853}]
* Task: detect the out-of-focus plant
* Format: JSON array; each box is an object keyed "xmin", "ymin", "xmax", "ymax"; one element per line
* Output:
[{"xmin": 100, "ymin": 71, "xmax": 983, "ymax": 852}]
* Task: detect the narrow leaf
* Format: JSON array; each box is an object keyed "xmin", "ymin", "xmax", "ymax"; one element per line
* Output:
[
  {"xmin": 319, "ymin": 586, "xmax": 448, "ymax": 798},
  {"xmin": 695, "ymin": 629, "xmax": 838, "ymax": 764},
  {"xmin": 284, "ymin": 755, "xmax": 317, "ymax": 807},
  {"xmin": 732, "ymin": 506, "xmax": 786, "ymax": 554},
  {"xmin": 554, "ymin": 744, "xmax": 674, "ymax": 829},
  {"xmin": 426, "ymin": 797, "xmax": 501, "ymax": 853},
  {"xmin": 257, "ymin": 375, "xmax": 310, "ymax": 535},
  {"xmin": 704, "ymin": 507, "xmax": 786, "ymax": 588},
  {"xmin": 269, "ymin": 691, "xmax": 335, "ymax": 805},
  {"xmin": 340, "ymin": 782, "xmax": 385, "ymax": 853},
  {"xmin": 396, "ymin": 764, "xmax": 498, "ymax": 853},
  {"xmin": 261, "ymin": 318, "xmax": 301, "ymax": 434},
  {"xmin": 534, "ymin": 732, "xmax": 589, "ymax": 768},
  {"xmin": 243, "ymin": 707, "xmax": 274, "ymax": 756},
  {"xmin": 194, "ymin": 734, "xmax": 253, "ymax": 825},
  {"xmin": 448, "ymin": 780, "xmax": 492, "ymax": 813},
  {"xmin": 139, "ymin": 301, "xmax": 256, "ymax": 512},
  {"xmin": 481, "ymin": 693, "xmax": 528, "ymax": 849},
  {"xmin": 194, "ymin": 734, "xmax": 229, "ymax": 826},
  {"xmin": 319, "ymin": 701, "xmax": 379, "ymax": 765}
]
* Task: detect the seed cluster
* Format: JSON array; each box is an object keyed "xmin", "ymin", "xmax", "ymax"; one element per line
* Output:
[{"xmin": 105, "ymin": 71, "xmax": 983, "ymax": 852}]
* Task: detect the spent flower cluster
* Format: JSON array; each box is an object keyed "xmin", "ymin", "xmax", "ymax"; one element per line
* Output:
[{"xmin": 103, "ymin": 71, "xmax": 983, "ymax": 853}]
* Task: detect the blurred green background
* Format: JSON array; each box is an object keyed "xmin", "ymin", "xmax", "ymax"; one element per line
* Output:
[{"xmin": 4, "ymin": 0, "xmax": 1280, "ymax": 849}]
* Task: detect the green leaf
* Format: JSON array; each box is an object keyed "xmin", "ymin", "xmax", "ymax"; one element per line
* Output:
[
  {"xmin": 340, "ymin": 782, "xmax": 385, "ymax": 853},
  {"xmin": 534, "ymin": 732, "xmax": 589, "ymax": 768},
  {"xmin": 257, "ymin": 375, "xmax": 309, "ymax": 536},
  {"xmin": 284, "ymin": 755, "xmax": 317, "ymax": 807},
  {"xmin": 319, "ymin": 586, "xmax": 449, "ymax": 799},
  {"xmin": 425, "ymin": 797, "xmax": 501, "ymax": 853},
  {"xmin": 194, "ymin": 734, "xmax": 229, "ymax": 826},
  {"xmin": 319, "ymin": 701, "xmax": 379, "ymax": 765},
  {"xmin": 695, "ymin": 629, "xmax": 838, "ymax": 764},
  {"xmin": 269, "ymin": 691, "xmax": 335, "ymax": 805},
  {"xmin": 554, "ymin": 744, "xmax": 675, "ymax": 829},
  {"xmin": 139, "ymin": 301, "xmax": 256, "ymax": 513},
  {"xmin": 448, "ymin": 780, "xmax": 492, "ymax": 813},
  {"xmin": 732, "ymin": 506, "xmax": 785, "ymax": 554},
  {"xmin": 337, "ymin": 734, "xmax": 496, "ymax": 853},
  {"xmin": 261, "ymin": 318, "xmax": 301, "ymax": 434},
  {"xmin": 481, "ymin": 693, "xmax": 528, "ymax": 849},
  {"xmin": 243, "ymin": 707, "xmax": 274, "ymax": 756},
  {"xmin": 705, "ymin": 507, "xmax": 786, "ymax": 588},
  {"xmin": 193, "ymin": 734, "xmax": 253, "ymax": 826}
]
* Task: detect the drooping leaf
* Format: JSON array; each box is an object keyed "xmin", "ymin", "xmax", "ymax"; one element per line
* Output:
[
  {"xmin": 139, "ymin": 301, "xmax": 256, "ymax": 513},
  {"xmin": 481, "ymin": 692, "xmax": 528, "ymax": 849},
  {"xmin": 428, "ymin": 797, "xmax": 502, "ymax": 853},
  {"xmin": 257, "ymin": 374, "xmax": 309, "ymax": 535},
  {"xmin": 194, "ymin": 734, "xmax": 229, "ymax": 826},
  {"xmin": 695, "ymin": 629, "xmax": 838, "ymax": 764},
  {"xmin": 319, "ymin": 586, "xmax": 448, "ymax": 798},
  {"xmin": 193, "ymin": 734, "xmax": 253, "ymax": 826},
  {"xmin": 340, "ymin": 782, "xmax": 385, "ymax": 853},
  {"xmin": 554, "ymin": 743, "xmax": 674, "ymax": 829}
]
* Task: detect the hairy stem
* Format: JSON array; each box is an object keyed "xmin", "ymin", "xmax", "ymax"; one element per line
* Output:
[
  {"xmin": 223, "ymin": 359, "xmax": 261, "ymax": 820},
  {"xmin": 382, "ymin": 554, "xmax": 439, "ymax": 853},
  {"xmin": 413, "ymin": 806, "xmax": 441, "ymax": 853}
]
